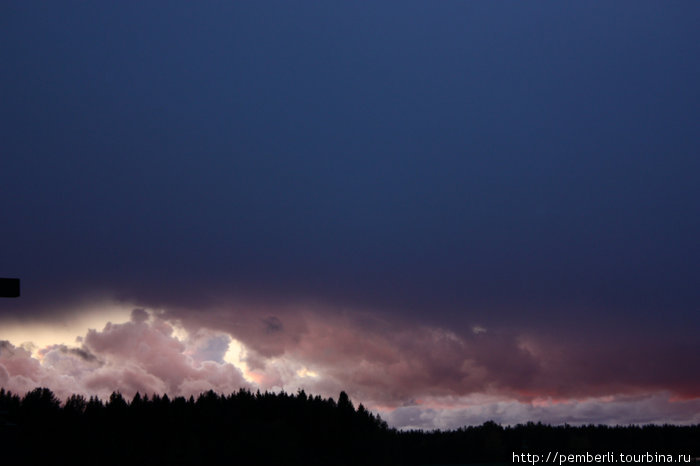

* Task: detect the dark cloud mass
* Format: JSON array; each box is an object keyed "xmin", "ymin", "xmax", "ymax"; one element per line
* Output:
[{"xmin": 1, "ymin": 1, "xmax": 699, "ymax": 426}]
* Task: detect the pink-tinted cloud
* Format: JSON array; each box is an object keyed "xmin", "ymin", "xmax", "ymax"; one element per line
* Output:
[
  {"xmin": 1, "ymin": 304, "xmax": 698, "ymax": 427},
  {"xmin": 383, "ymin": 392, "xmax": 700, "ymax": 430},
  {"xmin": 166, "ymin": 303, "xmax": 700, "ymax": 409},
  {"xmin": 0, "ymin": 309, "xmax": 250, "ymax": 401}
]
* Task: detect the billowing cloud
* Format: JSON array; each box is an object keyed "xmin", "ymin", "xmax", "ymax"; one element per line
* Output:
[
  {"xmin": 1, "ymin": 304, "xmax": 698, "ymax": 427},
  {"xmin": 166, "ymin": 304, "xmax": 699, "ymax": 406},
  {"xmin": 0, "ymin": 309, "xmax": 250, "ymax": 401}
]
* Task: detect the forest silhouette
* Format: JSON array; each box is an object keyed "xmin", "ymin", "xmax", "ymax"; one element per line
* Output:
[{"xmin": 0, "ymin": 387, "xmax": 698, "ymax": 465}]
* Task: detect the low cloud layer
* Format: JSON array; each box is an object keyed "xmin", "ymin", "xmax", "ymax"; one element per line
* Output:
[
  {"xmin": 384, "ymin": 393, "xmax": 700, "ymax": 430},
  {"xmin": 1, "ymin": 305, "xmax": 698, "ymax": 427},
  {"xmin": 166, "ymin": 303, "xmax": 700, "ymax": 404}
]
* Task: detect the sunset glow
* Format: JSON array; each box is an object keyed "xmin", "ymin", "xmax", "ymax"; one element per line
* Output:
[{"xmin": 2, "ymin": 1, "xmax": 699, "ymax": 430}]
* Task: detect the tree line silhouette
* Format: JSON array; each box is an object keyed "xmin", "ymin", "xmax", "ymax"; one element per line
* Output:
[{"xmin": 1, "ymin": 387, "xmax": 698, "ymax": 465}]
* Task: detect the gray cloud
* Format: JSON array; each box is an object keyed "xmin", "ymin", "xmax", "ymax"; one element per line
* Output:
[
  {"xmin": 1, "ymin": 305, "xmax": 699, "ymax": 427},
  {"xmin": 383, "ymin": 393, "xmax": 700, "ymax": 430}
]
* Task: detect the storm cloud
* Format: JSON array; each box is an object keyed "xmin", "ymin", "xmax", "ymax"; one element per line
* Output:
[
  {"xmin": 1, "ymin": 307, "xmax": 697, "ymax": 426},
  {"xmin": 1, "ymin": 1, "xmax": 699, "ymax": 426}
]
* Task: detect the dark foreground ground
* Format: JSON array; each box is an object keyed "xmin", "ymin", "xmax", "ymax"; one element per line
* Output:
[{"xmin": 1, "ymin": 388, "xmax": 698, "ymax": 465}]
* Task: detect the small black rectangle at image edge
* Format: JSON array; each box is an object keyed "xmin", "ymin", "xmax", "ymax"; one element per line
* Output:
[{"xmin": 0, "ymin": 278, "xmax": 20, "ymax": 297}]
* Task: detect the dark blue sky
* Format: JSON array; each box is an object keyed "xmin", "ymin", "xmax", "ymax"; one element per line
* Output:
[{"xmin": 2, "ymin": 1, "xmax": 699, "ymax": 337}]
